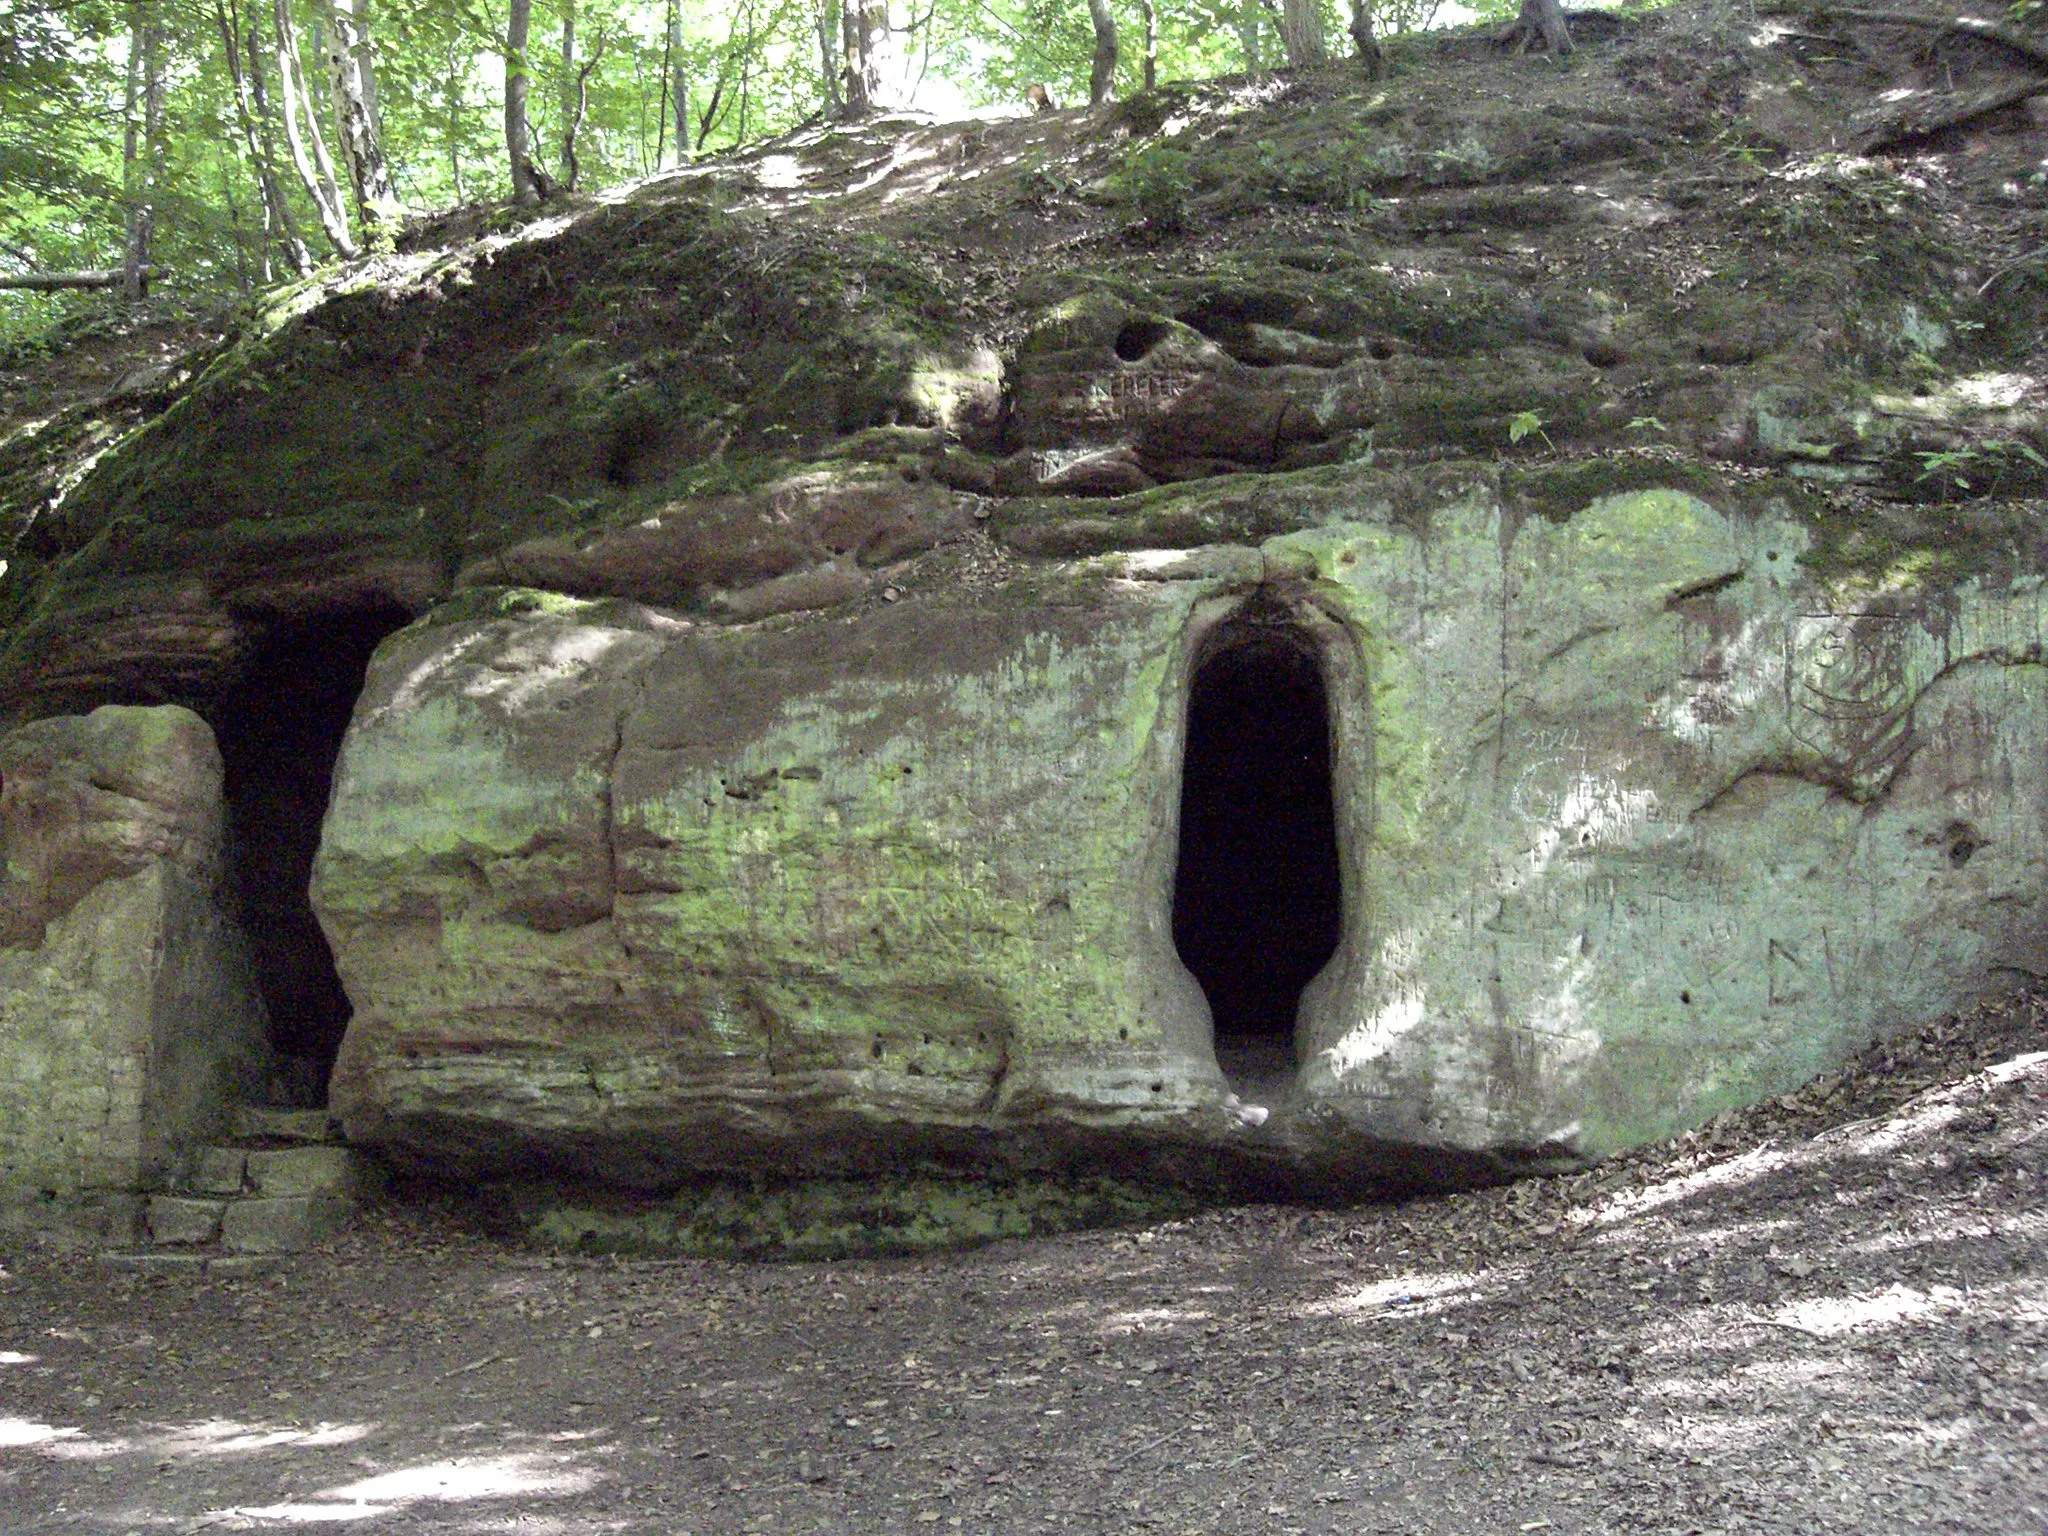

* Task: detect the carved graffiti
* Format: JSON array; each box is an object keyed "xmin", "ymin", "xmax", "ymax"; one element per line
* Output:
[{"xmin": 1787, "ymin": 611, "xmax": 1918, "ymax": 795}]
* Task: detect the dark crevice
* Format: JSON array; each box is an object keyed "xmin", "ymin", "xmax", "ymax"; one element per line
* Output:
[
  {"xmin": 1114, "ymin": 317, "xmax": 1175, "ymax": 362},
  {"xmin": 212, "ymin": 601, "xmax": 411, "ymax": 1106},
  {"xmin": 1173, "ymin": 617, "xmax": 1342, "ymax": 1100}
]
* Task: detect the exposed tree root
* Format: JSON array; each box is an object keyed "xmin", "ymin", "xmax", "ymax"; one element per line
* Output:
[
  {"xmin": 1771, "ymin": 5, "xmax": 2048, "ymax": 72},
  {"xmin": 1862, "ymin": 75, "xmax": 2048, "ymax": 150}
]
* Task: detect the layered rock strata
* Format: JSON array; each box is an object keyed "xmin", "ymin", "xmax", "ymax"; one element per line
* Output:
[
  {"xmin": 0, "ymin": 706, "xmax": 268, "ymax": 1226},
  {"xmin": 316, "ymin": 483, "xmax": 2048, "ymax": 1190}
]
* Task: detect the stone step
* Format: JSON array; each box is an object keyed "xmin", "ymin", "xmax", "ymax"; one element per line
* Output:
[
  {"xmin": 231, "ymin": 1106, "xmax": 342, "ymax": 1145},
  {"xmin": 146, "ymin": 1190, "xmax": 360, "ymax": 1254},
  {"xmin": 146, "ymin": 1142, "xmax": 381, "ymax": 1254},
  {"xmin": 183, "ymin": 1143, "xmax": 378, "ymax": 1200}
]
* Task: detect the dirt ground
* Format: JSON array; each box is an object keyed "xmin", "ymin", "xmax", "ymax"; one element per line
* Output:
[{"xmin": 3, "ymin": 993, "xmax": 2043, "ymax": 1535}]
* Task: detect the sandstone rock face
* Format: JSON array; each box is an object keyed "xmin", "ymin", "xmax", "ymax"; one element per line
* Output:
[
  {"xmin": 0, "ymin": 706, "xmax": 269, "ymax": 1201},
  {"xmin": 316, "ymin": 483, "xmax": 2048, "ymax": 1190}
]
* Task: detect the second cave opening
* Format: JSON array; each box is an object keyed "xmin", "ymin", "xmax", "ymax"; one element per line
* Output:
[
  {"xmin": 1172, "ymin": 621, "xmax": 1342, "ymax": 1102},
  {"xmin": 212, "ymin": 601, "xmax": 411, "ymax": 1106}
]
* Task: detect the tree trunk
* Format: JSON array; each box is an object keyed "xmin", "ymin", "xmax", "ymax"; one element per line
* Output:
[
  {"xmin": 840, "ymin": 0, "xmax": 877, "ymax": 116},
  {"xmin": 1347, "ymin": 0, "xmax": 1384, "ymax": 78},
  {"xmin": 305, "ymin": 8, "xmax": 348, "ymax": 217},
  {"xmin": 272, "ymin": 0, "xmax": 356, "ymax": 256},
  {"xmin": 443, "ymin": 45, "xmax": 466, "ymax": 199},
  {"xmin": 354, "ymin": 0, "xmax": 381, "ymax": 137},
  {"xmin": 1087, "ymin": 0, "xmax": 1117, "ymax": 105},
  {"xmin": 219, "ymin": 147, "xmax": 256, "ymax": 293},
  {"xmin": 215, "ymin": 0, "xmax": 311, "ymax": 278},
  {"xmin": 325, "ymin": 0, "xmax": 400, "ymax": 244},
  {"xmin": 1138, "ymin": 0, "xmax": 1157, "ymax": 90},
  {"xmin": 558, "ymin": 3, "xmax": 577, "ymax": 184},
  {"xmin": 816, "ymin": 0, "xmax": 842, "ymax": 112},
  {"xmin": 121, "ymin": 5, "xmax": 145, "ymax": 300},
  {"xmin": 1279, "ymin": 0, "xmax": 1325, "ymax": 66},
  {"xmin": 734, "ymin": 2, "xmax": 757, "ymax": 143},
  {"xmin": 560, "ymin": 11, "xmax": 603, "ymax": 190},
  {"xmin": 507, "ymin": 0, "xmax": 537, "ymax": 203},
  {"xmin": 670, "ymin": 17, "xmax": 690, "ymax": 161},
  {"xmin": 1498, "ymin": 0, "xmax": 1572, "ymax": 56},
  {"xmin": 655, "ymin": 1, "xmax": 673, "ymax": 166},
  {"xmin": 122, "ymin": 3, "xmax": 164, "ymax": 302}
]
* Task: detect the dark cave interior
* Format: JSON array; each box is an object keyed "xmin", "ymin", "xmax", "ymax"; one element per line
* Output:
[
  {"xmin": 211, "ymin": 602, "xmax": 410, "ymax": 1105},
  {"xmin": 1172, "ymin": 626, "xmax": 1342, "ymax": 1096}
]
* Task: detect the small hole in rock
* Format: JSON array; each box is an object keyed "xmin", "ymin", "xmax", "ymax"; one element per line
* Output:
[
  {"xmin": 1114, "ymin": 318, "xmax": 1175, "ymax": 363},
  {"xmin": 1680, "ymin": 990, "xmax": 1692, "ymax": 1005},
  {"xmin": 1367, "ymin": 340, "xmax": 1395, "ymax": 361}
]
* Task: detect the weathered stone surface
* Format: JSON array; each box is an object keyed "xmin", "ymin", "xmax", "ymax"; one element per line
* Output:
[
  {"xmin": 315, "ymin": 479, "xmax": 2048, "ymax": 1190},
  {"xmin": 0, "ymin": 707, "xmax": 269, "ymax": 1197},
  {"xmin": 231, "ymin": 1107, "xmax": 338, "ymax": 1144},
  {"xmin": 318, "ymin": 577, "xmax": 1223, "ymax": 1185},
  {"xmin": 246, "ymin": 1145, "xmax": 376, "ymax": 1199},
  {"xmin": 191, "ymin": 1147, "xmax": 248, "ymax": 1194},
  {"xmin": 221, "ymin": 1194, "xmax": 353, "ymax": 1253},
  {"xmin": 0, "ymin": 1187, "xmax": 142, "ymax": 1247},
  {"xmin": 9, "ymin": 39, "xmax": 2048, "ymax": 1208},
  {"xmin": 148, "ymin": 1195, "xmax": 225, "ymax": 1245}
]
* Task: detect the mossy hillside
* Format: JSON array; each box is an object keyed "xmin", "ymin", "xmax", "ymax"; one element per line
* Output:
[{"xmin": 34, "ymin": 199, "xmax": 973, "ymax": 574}]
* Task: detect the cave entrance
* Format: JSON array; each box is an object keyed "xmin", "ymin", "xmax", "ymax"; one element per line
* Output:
[
  {"xmin": 213, "ymin": 601, "xmax": 410, "ymax": 1107},
  {"xmin": 1172, "ymin": 618, "xmax": 1342, "ymax": 1105}
]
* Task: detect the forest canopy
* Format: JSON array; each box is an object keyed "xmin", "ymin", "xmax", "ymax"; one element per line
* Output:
[{"xmin": 0, "ymin": 0, "xmax": 1502, "ymax": 345}]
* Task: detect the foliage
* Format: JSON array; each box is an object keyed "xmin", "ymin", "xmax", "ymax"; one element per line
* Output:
[
  {"xmin": 1110, "ymin": 141, "xmax": 1192, "ymax": 236},
  {"xmin": 1915, "ymin": 438, "xmax": 2048, "ymax": 500},
  {"xmin": 1508, "ymin": 409, "xmax": 1554, "ymax": 451},
  {"xmin": 0, "ymin": 0, "xmax": 1440, "ymax": 350}
]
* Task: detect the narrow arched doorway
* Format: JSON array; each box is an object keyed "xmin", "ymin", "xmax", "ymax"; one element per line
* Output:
[
  {"xmin": 212, "ymin": 601, "xmax": 410, "ymax": 1106},
  {"xmin": 1172, "ymin": 616, "xmax": 1342, "ymax": 1106}
]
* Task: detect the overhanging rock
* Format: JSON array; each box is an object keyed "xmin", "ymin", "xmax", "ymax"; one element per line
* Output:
[{"xmin": 314, "ymin": 482, "xmax": 2048, "ymax": 1193}]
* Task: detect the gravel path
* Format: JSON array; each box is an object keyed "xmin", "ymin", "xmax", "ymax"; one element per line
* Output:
[{"xmin": 3, "ymin": 994, "xmax": 2044, "ymax": 1535}]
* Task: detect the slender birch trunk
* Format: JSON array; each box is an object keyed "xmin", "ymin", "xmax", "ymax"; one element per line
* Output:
[
  {"xmin": 272, "ymin": 0, "xmax": 356, "ymax": 256},
  {"xmin": 1139, "ymin": 0, "xmax": 1157, "ymax": 90},
  {"xmin": 122, "ymin": 3, "xmax": 165, "ymax": 301},
  {"xmin": 444, "ymin": 46, "xmax": 466, "ymax": 200},
  {"xmin": 121, "ymin": 6, "xmax": 146, "ymax": 300},
  {"xmin": 324, "ymin": 0, "xmax": 401, "ymax": 246},
  {"xmin": 507, "ymin": 0, "xmax": 538, "ymax": 202},
  {"xmin": 215, "ymin": 0, "xmax": 311, "ymax": 277},
  {"xmin": 560, "ymin": 9, "xmax": 602, "ymax": 190},
  {"xmin": 816, "ymin": 0, "xmax": 841, "ymax": 112},
  {"xmin": 558, "ymin": 3, "xmax": 577, "ymax": 183},
  {"xmin": 672, "ymin": 20, "xmax": 690, "ymax": 156}
]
